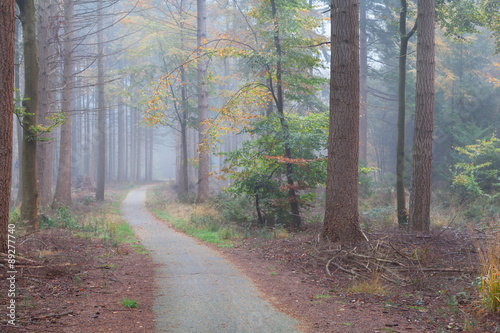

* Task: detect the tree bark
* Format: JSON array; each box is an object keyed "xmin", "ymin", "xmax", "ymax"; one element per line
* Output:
[
  {"xmin": 36, "ymin": 0, "xmax": 56, "ymax": 210},
  {"xmin": 96, "ymin": 0, "xmax": 106, "ymax": 201},
  {"xmin": 0, "ymin": 0, "xmax": 16, "ymax": 253},
  {"xmin": 17, "ymin": 0, "xmax": 39, "ymax": 231},
  {"xmin": 409, "ymin": 0, "xmax": 435, "ymax": 233},
  {"xmin": 196, "ymin": 0, "xmax": 210, "ymax": 203},
  {"xmin": 396, "ymin": 0, "xmax": 417, "ymax": 228},
  {"xmin": 359, "ymin": 0, "xmax": 368, "ymax": 163},
  {"xmin": 53, "ymin": 0, "xmax": 74, "ymax": 208},
  {"xmin": 322, "ymin": 0, "xmax": 365, "ymax": 244}
]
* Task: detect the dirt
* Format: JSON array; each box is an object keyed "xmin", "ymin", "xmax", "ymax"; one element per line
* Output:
[
  {"xmin": 218, "ymin": 225, "xmax": 500, "ymax": 332},
  {"xmin": 0, "ymin": 229, "xmax": 155, "ymax": 332},
  {"xmin": 3, "ymin": 186, "xmax": 500, "ymax": 332}
]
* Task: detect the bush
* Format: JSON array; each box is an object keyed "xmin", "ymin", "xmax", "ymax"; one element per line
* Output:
[{"xmin": 451, "ymin": 134, "xmax": 500, "ymax": 199}]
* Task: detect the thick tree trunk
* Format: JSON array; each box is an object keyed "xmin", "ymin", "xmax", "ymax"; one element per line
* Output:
[
  {"xmin": 96, "ymin": 0, "xmax": 106, "ymax": 201},
  {"xmin": 409, "ymin": 0, "xmax": 435, "ymax": 233},
  {"xmin": 53, "ymin": 0, "xmax": 74, "ymax": 208},
  {"xmin": 17, "ymin": 0, "xmax": 39, "ymax": 231},
  {"xmin": 270, "ymin": 0, "xmax": 302, "ymax": 230},
  {"xmin": 196, "ymin": 0, "xmax": 210, "ymax": 203},
  {"xmin": 0, "ymin": 0, "xmax": 16, "ymax": 253},
  {"xmin": 322, "ymin": 0, "xmax": 365, "ymax": 244},
  {"xmin": 396, "ymin": 0, "xmax": 417, "ymax": 228},
  {"xmin": 359, "ymin": 0, "xmax": 368, "ymax": 163},
  {"xmin": 36, "ymin": 0, "xmax": 55, "ymax": 210}
]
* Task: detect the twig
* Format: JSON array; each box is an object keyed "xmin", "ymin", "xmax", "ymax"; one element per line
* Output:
[
  {"xmin": 0, "ymin": 252, "xmax": 38, "ymax": 263},
  {"xmin": 326, "ymin": 257, "xmax": 362, "ymax": 278},
  {"xmin": 394, "ymin": 267, "xmax": 474, "ymax": 273},
  {"xmin": 31, "ymin": 311, "xmax": 74, "ymax": 320}
]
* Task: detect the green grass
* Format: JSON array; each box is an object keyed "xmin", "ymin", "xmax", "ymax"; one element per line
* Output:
[
  {"xmin": 121, "ymin": 298, "xmax": 138, "ymax": 309},
  {"xmin": 152, "ymin": 208, "xmax": 234, "ymax": 248}
]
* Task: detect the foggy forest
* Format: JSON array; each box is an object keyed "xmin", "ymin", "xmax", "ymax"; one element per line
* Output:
[{"xmin": 1, "ymin": 0, "xmax": 500, "ymax": 332}]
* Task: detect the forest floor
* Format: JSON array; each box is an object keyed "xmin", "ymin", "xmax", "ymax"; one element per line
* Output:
[
  {"xmin": 2, "ymin": 184, "xmax": 500, "ymax": 332},
  {"xmin": 1, "ymin": 187, "xmax": 156, "ymax": 332},
  {"xmin": 219, "ymin": 227, "xmax": 500, "ymax": 332}
]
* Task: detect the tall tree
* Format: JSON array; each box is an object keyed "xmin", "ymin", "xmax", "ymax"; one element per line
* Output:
[
  {"xmin": 0, "ymin": 0, "xmax": 16, "ymax": 253},
  {"xmin": 196, "ymin": 0, "xmax": 209, "ymax": 203},
  {"xmin": 409, "ymin": 0, "xmax": 436, "ymax": 232},
  {"xmin": 396, "ymin": 0, "xmax": 417, "ymax": 227},
  {"xmin": 323, "ymin": 0, "xmax": 365, "ymax": 244},
  {"xmin": 53, "ymin": 0, "xmax": 74, "ymax": 207},
  {"xmin": 36, "ymin": 0, "xmax": 56, "ymax": 209},
  {"xmin": 96, "ymin": 0, "xmax": 106, "ymax": 201},
  {"xmin": 269, "ymin": 0, "xmax": 302, "ymax": 230},
  {"xmin": 359, "ymin": 0, "xmax": 368, "ymax": 163},
  {"xmin": 16, "ymin": 0, "xmax": 39, "ymax": 231}
]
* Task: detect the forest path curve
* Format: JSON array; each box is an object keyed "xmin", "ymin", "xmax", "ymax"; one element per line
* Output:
[{"xmin": 121, "ymin": 185, "xmax": 302, "ymax": 333}]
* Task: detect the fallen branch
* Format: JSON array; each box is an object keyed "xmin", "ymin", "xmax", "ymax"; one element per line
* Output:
[{"xmin": 31, "ymin": 311, "xmax": 74, "ymax": 320}]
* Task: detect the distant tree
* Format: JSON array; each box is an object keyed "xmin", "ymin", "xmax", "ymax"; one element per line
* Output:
[
  {"xmin": 322, "ymin": 0, "xmax": 365, "ymax": 243},
  {"xmin": 197, "ymin": 0, "xmax": 210, "ymax": 203},
  {"xmin": 408, "ymin": 0, "xmax": 436, "ymax": 233},
  {"xmin": 16, "ymin": 0, "xmax": 39, "ymax": 231},
  {"xmin": 96, "ymin": 0, "xmax": 106, "ymax": 202},
  {"xmin": 53, "ymin": 0, "xmax": 74, "ymax": 207},
  {"xmin": 0, "ymin": 0, "xmax": 16, "ymax": 253}
]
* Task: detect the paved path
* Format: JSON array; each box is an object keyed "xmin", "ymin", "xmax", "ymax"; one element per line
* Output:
[{"xmin": 121, "ymin": 185, "xmax": 302, "ymax": 333}]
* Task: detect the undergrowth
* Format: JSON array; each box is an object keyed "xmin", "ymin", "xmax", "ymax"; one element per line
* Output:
[
  {"xmin": 9, "ymin": 184, "xmax": 141, "ymax": 250},
  {"xmin": 476, "ymin": 227, "xmax": 500, "ymax": 314},
  {"xmin": 147, "ymin": 183, "xmax": 295, "ymax": 247}
]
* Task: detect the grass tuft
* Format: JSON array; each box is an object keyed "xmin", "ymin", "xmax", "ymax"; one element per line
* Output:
[
  {"xmin": 476, "ymin": 227, "xmax": 500, "ymax": 313},
  {"xmin": 121, "ymin": 298, "xmax": 138, "ymax": 309}
]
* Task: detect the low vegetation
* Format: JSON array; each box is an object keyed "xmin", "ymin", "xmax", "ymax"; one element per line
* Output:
[
  {"xmin": 146, "ymin": 179, "xmax": 500, "ymax": 330},
  {"xmin": 1, "ymin": 185, "xmax": 154, "ymax": 332}
]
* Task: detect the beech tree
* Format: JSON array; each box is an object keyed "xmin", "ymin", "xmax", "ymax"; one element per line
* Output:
[
  {"xmin": 408, "ymin": 0, "xmax": 436, "ymax": 232},
  {"xmin": 0, "ymin": 0, "xmax": 16, "ymax": 253},
  {"xmin": 322, "ymin": 0, "xmax": 365, "ymax": 243}
]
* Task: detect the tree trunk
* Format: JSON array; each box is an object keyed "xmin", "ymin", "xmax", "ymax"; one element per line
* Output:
[
  {"xmin": 17, "ymin": 0, "xmax": 39, "ymax": 231},
  {"xmin": 270, "ymin": 0, "xmax": 301, "ymax": 230},
  {"xmin": 15, "ymin": 19, "xmax": 22, "ymax": 204},
  {"xmin": 409, "ymin": 0, "xmax": 435, "ymax": 233},
  {"xmin": 179, "ymin": 64, "xmax": 189, "ymax": 196},
  {"xmin": 136, "ymin": 124, "xmax": 142, "ymax": 180},
  {"xmin": 36, "ymin": 0, "xmax": 55, "ymax": 210},
  {"xmin": 196, "ymin": 0, "xmax": 210, "ymax": 203},
  {"xmin": 117, "ymin": 100, "xmax": 125, "ymax": 181},
  {"xmin": 0, "ymin": 0, "xmax": 16, "ymax": 253},
  {"xmin": 396, "ymin": 0, "xmax": 417, "ymax": 228},
  {"xmin": 96, "ymin": 0, "xmax": 106, "ymax": 201},
  {"xmin": 322, "ymin": 0, "xmax": 365, "ymax": 244},
  {"xmin": 53, "ymin": 0, "xmax": 74, "ymax": 208},
  {"xmin": 359, "ymin": 0, "xmax": 368, "ymax": 163}
]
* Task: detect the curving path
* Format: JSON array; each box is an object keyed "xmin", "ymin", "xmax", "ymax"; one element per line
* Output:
[{"xmin": 121, "ymin": 185, "xmax": 302, "ymax": 333}]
